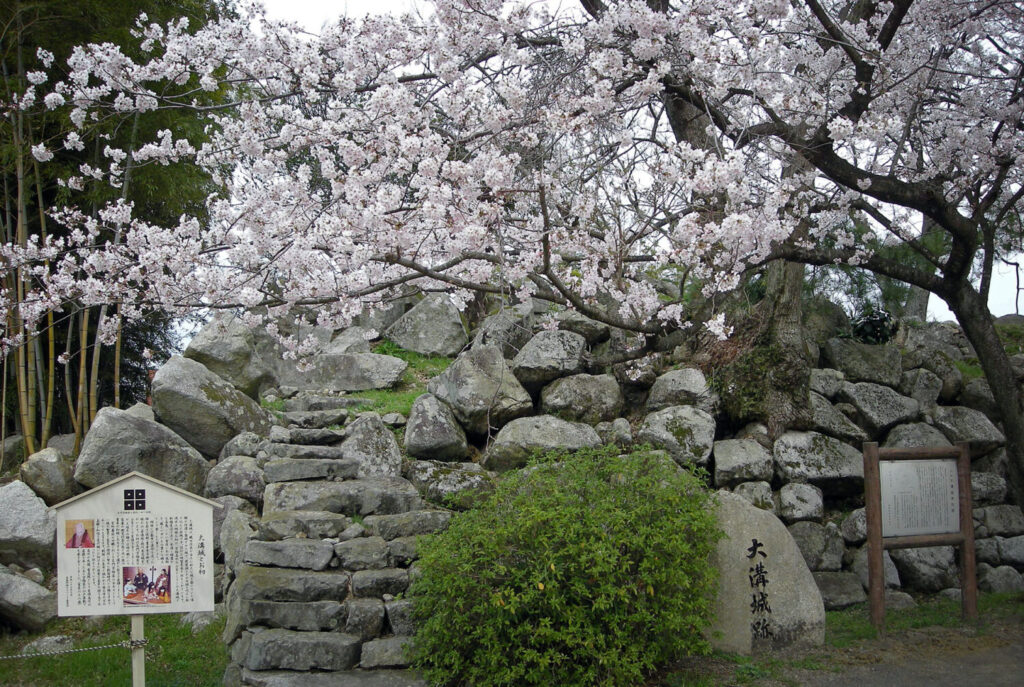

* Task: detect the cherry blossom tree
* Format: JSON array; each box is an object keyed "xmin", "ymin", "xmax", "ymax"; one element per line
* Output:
[{"xmin": 3, "ymin": 0, "xmax": 1023, "ymax": 498}]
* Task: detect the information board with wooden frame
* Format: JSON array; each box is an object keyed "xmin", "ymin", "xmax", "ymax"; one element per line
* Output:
[{"xmin": 862, "ymin": 442, "xmax": 977, "ymax": 635}]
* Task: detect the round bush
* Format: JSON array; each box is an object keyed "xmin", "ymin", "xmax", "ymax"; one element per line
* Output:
[{"xmin": 411, "ymin": 446, "xmax": 721, "ymax": 687}]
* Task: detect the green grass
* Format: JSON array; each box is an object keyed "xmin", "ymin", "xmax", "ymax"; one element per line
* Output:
[
  {"xmin": 260, "ymin": 397, "xmax": 286, "ymax": 412},
  {"xmin": 350, "ymin": 340, "xmax": 452, "ymax": 416},
  {"xmin": 0, "ymin": 612, "xmax": 228, "ymax": 687}
]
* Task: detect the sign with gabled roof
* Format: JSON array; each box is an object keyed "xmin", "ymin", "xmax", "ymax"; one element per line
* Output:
[{"xmin": 52, "ymin": 472, "xmax": 221, "ymax": 617}]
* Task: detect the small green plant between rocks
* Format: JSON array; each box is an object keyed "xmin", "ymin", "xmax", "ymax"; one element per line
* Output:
[{"xmin": 411, "ymin": 445, "xmax": 721, "ymax": 687}]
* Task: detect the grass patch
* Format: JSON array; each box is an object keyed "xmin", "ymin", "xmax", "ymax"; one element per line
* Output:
[
  {"xmin": 0, "ymin": 612, "xmax": 228, "ymax": 687},
  {"xmin": 260, "ymin": 397, "xmax": 286, "ymax": 412},
  {"xmin": 351, "ymin": 340, "xmax": 452, "ymax": 416}
]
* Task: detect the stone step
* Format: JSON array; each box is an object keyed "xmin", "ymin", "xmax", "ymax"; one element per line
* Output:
[
  {"xmin": 288, "ymin": 428, "xmax": 346, "ymax": 445},
  {"xmin": 263, "ymin": 458, "xmax": 359, "ymax": 483},
  {"xmin": 262, "ymin": 442, "xmax": 346, "ymax": 461},
  {"xmin": 263, "ymin": 477, "xmax": 423, "ymax": 516},
  {"xmin": 239, "ymin": 668, "xmax": 426, "ymax": 687},
  {"xmin": 281, "ymin": 409, "xmax": 349, "ymax": 429},
  {"xmin": 285, "ymin": 395, "xmax": 369, "ymax": 413}
]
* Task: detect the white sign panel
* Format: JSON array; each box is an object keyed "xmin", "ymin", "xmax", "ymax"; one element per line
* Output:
[
  {"xmin": 54, "ymin": 473, "xmax": 217, "ymax": 617},
  {"xmin": 879, "ymin": 459, "xmax": 959, "ymax": 537}
]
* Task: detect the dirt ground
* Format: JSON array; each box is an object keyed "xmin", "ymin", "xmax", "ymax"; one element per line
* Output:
[
  {"xmin": 775, "ymin": 617, "xmax": 1024, "ymax": 687},
  {"xmin": 664, "ymin": 610, "xmax": 1024, "ymax": 686}
]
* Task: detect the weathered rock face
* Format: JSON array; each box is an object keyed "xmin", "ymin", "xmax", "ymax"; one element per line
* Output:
[
  {"xmin": 812, "ymin": 571, "xmax": 867, "ymax": 610},
  {"xmin": 206, "ymin": 456, "xmax": 267, "ymax": 503},
  {"xmin": 822, "ymin": 339, "xmax": 902, "ymax": 387},
  {"xmin": 899, "ymin": 368, "xmax": 943, "ymax": 408},
  {"xmin": 0, "ymin": 563, "xmax": 56, "ymax": 631},
  {"xmin": 646, "ymin": 368, "xmax": 717, "ymax": 414},
  {"xmin": 19, "ymin": 447, "xmax": 81, "ymax": 506},
  {"xmin": 341, "ymin": 414, "xmax": 403, "ymax": 478},
  {"xmin": 471, "ymin": 303, "xmax": 534, "ymax": 359},
  {"xmin": 555, "ymin": 310, "xmax": 610, "ymax": 345},
  {"xmin": 308, "ymin": 353, "xmax": 409, "ymax": 393},
  {"xmin": 889, "ymin": 546, "xmax": 958, "ymax": 593},
  {"xmin": 0, "ymin": 481, "xmax": 55, "ymax": 569},
  {"xmin": 837, "ymin": 382, "xmax": 919, "ymax": 438},
  {"xmin": 539, "ymin": 374, "xmax": 623, "ymax": 424},
  {"xmin": 931, "ymin": 405, "xmax": 1005, "ymax": 456},
  {"xmin": 882, "ymin": 423, "xmax": 951, "ymax": 449},
  {"xmin": 808, "ymin": 392, "xmax": 869, "ymax": 444},
  {"xmin": 404, "ymin": 394, "xmax": 469, "ymax": 461},
  {"xmin": 481, "ymin": 415, "xmax": 601, "ymax": 472},
  {"xmin": 427, "ymin": 345, "xmax": 533, "ymax": 436},
  {"xmin": 185, "ymin": 313, "xmax": 273, "ymax": 398},
  {"xmin": 385, "ymin": 294, "xmax": 468, "ymax": 357},
  {"xmin": 511, "ymin": 330, "xmax": 587, "ymax": 393},
  {"xmin": 773, "ymin": 431, "xmax": 864, "ymax": 496},
  {"xmin": 152, "ymin": 356, "xmax": 274, "ymax": 458},
  {"xmin": 809, "ymin": 369, "xmax": 845, "ymax": 399},
  {"xmin": 404, "ymin": 460, "xmax": 494, "ymax": 509},
  {"xmin": 74, "ymin": 407, "xmax": 210, "ymax": 493},
  {"xmin": 708, "ymin": 491, "xmax": 825, "ymax": 655},
  {"xmin": 637, "ymin": 405, "xmax": 716, "ymax": 467},
  {"xmin": 778, "ymin": 483, "xmax": 824, "ymax": 524},
  {"xmin": 325, "ymin": 327, "xmax": 373, "ymax": 355},
  {"xmin": 788, "ymin": 521, "xmax": 844, "ymax": 572},
  {"xmin": 262, "ymin": 479, "xmax": 423, "ymax": 516},
  {"xmin": 713, "ymin": 439, "xmax": 774, "ymax": 488}
]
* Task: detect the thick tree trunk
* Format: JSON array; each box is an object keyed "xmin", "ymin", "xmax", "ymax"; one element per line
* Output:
[
  {"xmin": 946, "ymin": 284, "xmax": 1024, "ymax": 507},
  {"xmin": 761, "ymin": 259, "xmax": 812, "ymax": 437}
]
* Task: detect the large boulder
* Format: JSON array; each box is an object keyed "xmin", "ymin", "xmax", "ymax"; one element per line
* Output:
[
  {"xmin": 427, "ymin": 345, "xmax": 533, "ymax": 436},
  {"xmin": 305, "ymin": 353, "xmax": 408, "ymax": 393},
  {"xmin": 74, "ymin": 406, "xmax": 210, "ymax": 493},
  {"xmin": 384, "ymin": 294, "xmax": 468, "ymax": 357},
  {"xmin": 812, "ymin": 572, "xmax": 867, "ymax": 610},
  {"xmin": 646, "ymin": 367, "xmax": 716, "ymax": 414},
  {"xmin": 471, "ymin": 303, "xmax": 534, "ymax": 359},
  {"xmin": 184, "ymin": 312, "xmax": 273, "ymax": 398},
  {"xmin": 481, "ymin": 415, "xmax": 601, "ymax": 472},
  {"xmin": 837, "ymin": 382, "xmax": 920, "ymax": 438},
  {"xmin": 637, "ymin": 405, "xmax": 716, "ymax": 467},
  {"xmin": 882, "ymin": 422, "xmax": 952, "ymax": 449},
  {"xmin": 152, "ymin": 356, "xmax": 274, "ymax": 458},
  {"xmin": 708, "ymin": 491, "xmax": 825, "ymax": 654},
  {"xmin": 404, "ymin": 460, "xmax": 495, "ymax": 509},
  {"xmin": 808, "ymin": 392, "xmax": 869, "ymax": 444},
  {"xmin": 713, "ymin": 439, "xmax": 774, "ymax": 488},
  {"xmin": 0, "ymin": 563, "xmax": 56, "ymax": 631},
  {"xmin": 931, "ymin": 406, "xmax": 1005, "ymax": 456},
  {"xmin": 19, "ymin": 447, "xmax": 81, "ymax": 506},
  {"xmin": 539, "ymin": 374, "xmax": 623, "ymax": 424},
  {"xmin": 899, "ymin": 368, "xmax": 943, "ymax": 408},
  {"xmin": 902, "ymin": 349, "xmax": 963, "ymax": 402},
  {"xmin": 889, "ymin": 546, "xmax": 958, "ymax": 593},
  {"xmin": 787, "ymin": 521, "xmax": 844, "ymax": 572},
  {"xmin": 555, "ymin": 310, "xmax": 610, "ymax": 345},
  {"xmin": 511, "ymin": 330, "xmax": 587, "ymax": 393},
  {"xmin": 341, "ymin": 413, "xmax": 403, "ymax": 478},
  {"xmin": 773, "ymin": 431, "xmax": 864, "ymax": 496},
  {"xmin": 821, "ymin": 339, "xmax": 902, "ymax": 387},
  {"xmin": 0, "ymin": 481, "xmax": 55, "ymax": 569},
  {"xmin": 404, "ymin": 394, "xmax": 469, "ymax": 461},
  {"xmin": 206, "ymin": 456, "xmax": 266, "ymax": 503}
]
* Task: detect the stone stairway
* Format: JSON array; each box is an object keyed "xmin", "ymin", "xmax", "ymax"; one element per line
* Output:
[{"xmin": 222, "ymin": 411, "xmax": 446, "ymax": 687}]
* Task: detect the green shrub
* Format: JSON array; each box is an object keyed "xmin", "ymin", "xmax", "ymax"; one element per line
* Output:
[{"xmin": 411, "ymin": 445, "xmax": 721, "ymax": 687}]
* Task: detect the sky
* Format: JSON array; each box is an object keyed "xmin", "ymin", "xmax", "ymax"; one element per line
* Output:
[{"xmin": 257, "ymin": 0, "xmax": 1021, "ymax": 322}]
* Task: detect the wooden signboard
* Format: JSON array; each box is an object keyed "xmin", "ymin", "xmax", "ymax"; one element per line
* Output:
[{"xmin": 862, "ymin": 442, "xmax": 977, "ymax": 635}]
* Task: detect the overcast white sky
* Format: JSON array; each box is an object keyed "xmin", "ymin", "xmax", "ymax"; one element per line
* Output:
[{"xmin": 257, "ymin": 0, "xmax": 1021, "ymax": 321}]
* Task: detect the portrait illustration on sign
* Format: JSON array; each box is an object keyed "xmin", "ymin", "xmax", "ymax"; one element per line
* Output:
[{"xmin": 65, "ymin": 520, "xmax": 95, "ymax": 549}]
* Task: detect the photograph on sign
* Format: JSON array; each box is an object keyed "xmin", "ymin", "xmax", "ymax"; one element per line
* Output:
[
  {"xmin": 122, "ymin": 565, "xmax": 172, "ymax": 606},
  {"xmin": 879, "ymin": 459, "xmax": 959, "ymax": 537},
  {"xmin": 65, "ymin": 519, "xmax": 96, "ymax": 548},
  {"xmin": 52, "ymin": 472, "xmax": 218, "ymax": 617}
]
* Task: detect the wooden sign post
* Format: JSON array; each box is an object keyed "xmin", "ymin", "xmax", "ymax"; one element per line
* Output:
[{"xmin": 863, "ymin": 442, "xmax": 977, "ymax": 636}]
